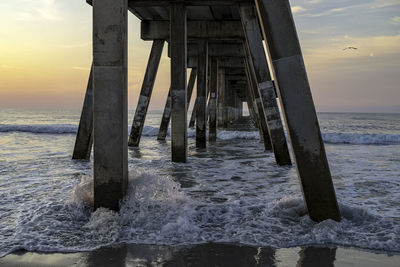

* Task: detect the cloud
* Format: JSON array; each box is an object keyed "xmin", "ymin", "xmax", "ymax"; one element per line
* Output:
[
  {"xmin": 60, "ymin": 43, "xmax": 90, "ymax": 49},
  {"xmin": 308, "ymin": 0, "xmax": 322, "ymax": 3},
  {"xmin": 303, "ymin": 34, "xmax": 400, "ymax": 64},
  {"xmin": 370, "ymin": 0, "xmax": 400, "ymax": 8},
  {"xmin": 301, "ymin": 29, "xmax": 319, "ymax": 34},
  {"xmin": 72, "ymin": 66, "xmax": 90, "ymax": 71},
  {"xmin": 16, "ymin": 0, "xmax": 62, "ymax": 21},
  {"xmin": 292, "ymin": 6, "xmax": 307, "ymax": 13},
  {"xmin": 391, "ymin": 16, "xmax": 400, "ymax": 24},
  {"xmin": 302, "ymin": 7, "xmax": 349, "ymax": 17},
  {"xmin": 35, "ymin": 0, "xmax": 62, "ymax": 21}
]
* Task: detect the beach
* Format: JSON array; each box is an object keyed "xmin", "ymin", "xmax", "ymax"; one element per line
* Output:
[{"xmin": 1, "ymin": 244, "xmax": 400, "ymax": 266}]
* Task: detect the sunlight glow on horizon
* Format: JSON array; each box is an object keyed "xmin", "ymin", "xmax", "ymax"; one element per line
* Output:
[{"xmin": 0, "ymin": 0, "xmax": 399, "ymax": 112}]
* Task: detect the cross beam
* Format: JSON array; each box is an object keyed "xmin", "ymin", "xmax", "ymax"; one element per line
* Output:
[{"xmin": 141, "ymin": 20, "xmax": 243, "ymax": 40}]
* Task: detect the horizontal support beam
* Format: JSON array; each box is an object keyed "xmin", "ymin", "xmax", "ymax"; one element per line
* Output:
[
  {"xmin": 188, "ymin": 56, "xmax": 244, "ymax": 68},
  {"xmin": 225, "ymin": 68, "xmax": 246, "ymax": 75},
  {"xmin": 225, "ymin": 74, "xmax": 247, "ymax": 81},
  {"xmin": 141, "ymin": 20, "xmax": 244, "ymax": 40},
  {"xmin": 171, "ymin": 44, "xmax": 244, "ymax": 59},
  {"xmin": 129, "ymin": 0, "xmax": 252, "ymax": 7}
]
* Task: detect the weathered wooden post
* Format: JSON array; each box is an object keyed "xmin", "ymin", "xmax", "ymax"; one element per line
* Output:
[
  {"xmin": 170, "ymin": 2, "xmax": 187, "ymax": 162},
  {"xmin": 208, "ymin": 58, "xmax": 218, "ymax": 142},
  {"xmin": 73, "ymin": 64, "xmax": 93, "ymax": 160},
  {"xmin": 239, "ymin": 3, "xmax": 291, "ymax": 166},
  {"xmin": 129, "ymin": 40, "xmax": 164, "ymax": 147},
  {"xmin": 196, "ymin": 40, "xmax": 208, "ymax": 148},
  {"xmin": 93, "ymin": 0, "xmax": 128, "ymax": 210},
  {"xmin": 255, "ymin": 0, "xmax": 341, "ymax": 221}
]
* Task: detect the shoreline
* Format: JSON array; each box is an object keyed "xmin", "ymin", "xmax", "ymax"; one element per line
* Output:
[{"xmin": 1, "ymin": 243, "xmax": 399, "ymax": 267}]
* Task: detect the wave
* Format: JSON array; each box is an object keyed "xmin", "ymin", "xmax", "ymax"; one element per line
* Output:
[
  {"xmin": 1, "ymin": 124, "xmax": 400, "ymax": 145},
  {"xmin": 322, "ymin": 133, "xmax": 400, "ymax": 145},
  {"xmin": 0, "ymin": 124, "xmax": 77, "ymax": 134}
]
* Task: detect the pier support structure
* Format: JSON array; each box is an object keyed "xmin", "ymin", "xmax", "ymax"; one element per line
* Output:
[
  {"xmin": 217, "ymin": 68, "xmax": 225, "ymax": 128},
  {"xmin": 196, "ymin": 40, "xmax": 208, "ymax": 148},
  {"xmin": 72, "ymin": 65, "xmax": 93, "ymax": 160},
  {"xmin": 157, "ymin": 68, "xmax": 196, "ymax": 141},
  {"xmin": 77, "ymin": 0, "xmax": 341, "ymax": 222},
  {"xmin": 244, "ymin": 49, "xmax": 272, "ymax": 151},
  {"xmin": 239, "ymin": 3, "xmax": 291, "ymax": 166},
  {"xmin": 170, "ymin": 3, "xmax": 187, "ymax": 162},
  {"xmin": 255, "ymin": 0, "xmax": 341, "ymax": 221},
  {"xmin": 129, "ymin": 40, "xmax": 164, "ymax": 147},
  {"xmin": 208, "ymin": 58, "xmax": 218, "ymax": 142},
  {"xmin": 92, "ymin": 0, "xmax": 128, "ymax": 210},
  {"xmin": 157, "ymin": 88, "xmax": 172, "ymax": 141}
]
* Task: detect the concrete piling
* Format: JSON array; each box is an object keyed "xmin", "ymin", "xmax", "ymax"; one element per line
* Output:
[
  {"xmin": 222, "ymin": 77, "xmax": 229, "ymax": 128},
  {"xmin": 244, "ymin": 84, "xmax": 260, "ymax": 128},
  {"xmin": 244, "ymin": 49, "xmax": 272, "ymax": 151},
  {"xmin": 72, "ymin": 64, "xmax": 93, "ymax": 160},
  {"xmin": 196, "ymin": 40, "xmax": 208, "ymax": 148},
  {"xmin": 157, "ymin": 68, "xmax": 196, "ymax": 141},
  {"xmin": 244, "ymin": 67, "xmax": 265, "ymax": 142},
  {"xmin": 208, "ymin": 58, "xmax": 218, "ymax": 142},
  {"xmin": 170, "ymin": 3, "xmax": 187, "ymax": 162},
  {"xmin": 129, "ymin": 40, "xmax": 164, "ymax": 147},
  {"xmin": 217, "ymin": 68, "xmax": 225, "ymax": 128},
  {"xmin": 157, "ymin": 88, "xmax": 171, "ymax": 141},
  {"xmin": 187, "ymin": 68, "xmax": 197, "ymax": 108},
  {"xmin": 239, "ymin": 3, "xmax": 291, "ymax": 166},
  {"xmin": 189, "ymin": 100, "xmax": 197, "ymax": 128},
  {"xmin": 93, "ymin": 0, "xmax": 128, "ymax": 211},
  {"xmin": 255, "ymin": 0, "xmax": 341, "ymax": 221}
]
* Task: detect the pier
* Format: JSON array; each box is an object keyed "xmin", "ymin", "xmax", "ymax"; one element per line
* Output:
[{"xmin": 73, "ymin": 0, "xmax": 341, "ymax": 222}]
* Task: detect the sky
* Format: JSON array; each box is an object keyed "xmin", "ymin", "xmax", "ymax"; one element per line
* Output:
[{"xmin": 0, "ymin": 0, "xmax": 399, "ymax": 112}]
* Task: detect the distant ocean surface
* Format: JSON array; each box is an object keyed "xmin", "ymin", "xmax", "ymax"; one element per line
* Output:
[{"xmin": 0, "ymin": 109, "xmax": 399, "ymax": 257}]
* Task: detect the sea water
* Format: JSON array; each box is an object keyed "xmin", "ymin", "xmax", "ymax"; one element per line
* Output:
[{"xmin": 0, "ymin": 109, "xmax": 399, "ymax": 257}]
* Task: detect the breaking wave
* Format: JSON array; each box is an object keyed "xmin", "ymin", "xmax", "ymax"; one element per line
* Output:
[
  {"xmin": 1, "ymin": 124, "xmax": 399, "ymax": 145},
  {"xmin": 322, "ymin": 133, "xmax": 400, "ymax": 145},
  {"xmin": 0, "ymin": 124, "xmax": 77, "ymax": 134}
]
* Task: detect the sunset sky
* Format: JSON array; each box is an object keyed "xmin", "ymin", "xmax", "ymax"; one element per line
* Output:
[{"xmin": 0, "ymin": 0, "xmax": 399, "ymax": 112}]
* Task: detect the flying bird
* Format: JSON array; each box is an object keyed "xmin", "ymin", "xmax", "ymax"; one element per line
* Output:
[{"xmin": 343, "ymin": 46, "xmax": 358, "ymax": 51}]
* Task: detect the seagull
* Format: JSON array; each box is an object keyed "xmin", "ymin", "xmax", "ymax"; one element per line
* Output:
[{"xmin": 343, "ymin": 46, "xmax": 358, "ymax": 51}]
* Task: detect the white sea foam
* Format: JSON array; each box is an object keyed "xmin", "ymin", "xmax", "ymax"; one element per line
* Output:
[{"xmin": 1, "ymin": 166, "xmax": 400, "ymax": 257}]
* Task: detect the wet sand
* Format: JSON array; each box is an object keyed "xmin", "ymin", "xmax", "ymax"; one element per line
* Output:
[{"xmin": 0, "ymin": 243, "xmax": 399, "ymax": 267}]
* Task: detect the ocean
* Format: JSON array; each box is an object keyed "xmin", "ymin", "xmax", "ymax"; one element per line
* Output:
[{"xmin": 0, "ymin": 109, "xmax": 400, "ymax": 259}]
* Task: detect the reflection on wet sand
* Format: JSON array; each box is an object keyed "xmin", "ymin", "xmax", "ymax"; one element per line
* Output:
[
  {"xmin": 4, "ymin": 244, "xmax": 400, "ymax": 267},
  {"xmin": 297, "ymin": 247, "xmax": 336, "ymax": 267},
  {"xmin": 82, "ymin": 243, "xmax": 276, "ymax": 266},
  {"xmin": 65, "ymin": 244, "xmax": 337, "ymax": 267}
]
